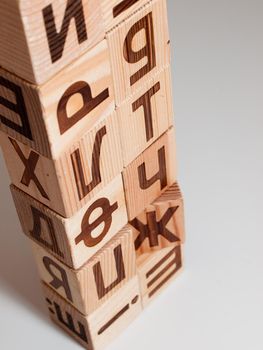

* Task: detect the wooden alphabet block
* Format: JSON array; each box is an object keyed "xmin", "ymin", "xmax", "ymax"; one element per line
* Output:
[
  {"xmin": 117, "ymin": 66, "xmax": 173, "ymax": 166},
  {"xmin": 0, "ymin": 0, "xmax": 104, "ymax": 84},
  {"xmin": 107, "ymin": 0, "xmax": 170, "ymax": 105},
  {"xmin": 137, "ymin": 244, "xmax": 183, "ymax": 307},
  {"xmin": 0, "ymin": 39, "xmax": 114, "ymax": 158},
  {"xmin": 43, "ymin": 277, "xmax": 142, "ymax": 349},
  {"xmin": 32, "ymin": 225, "xmax": 137, "ymax": 315},
  {"xmin": 11, "ymin": 175, "xmax": 128, "ymax": 269},
  {"xmin": 101, "ymin": 0, "xmax": 149, "ymax": 31},
  {"xmin": 130, "ymin": 183, "xmax": 185, "ymax": 256},
  {"xmin": 122, "ymin": 127, "xmax": 176, "ymax": 220},
  {"xmin": 0, "ymin": 111, "xmax": 122, "ymax": 217}
]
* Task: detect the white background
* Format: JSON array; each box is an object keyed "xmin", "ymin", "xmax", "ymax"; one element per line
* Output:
[{"xmin": 1, "ymin": 0, "xmax": 263, "ymax": 349}]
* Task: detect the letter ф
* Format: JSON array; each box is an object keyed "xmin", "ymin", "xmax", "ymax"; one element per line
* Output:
[{"xmin": 75, "ymin": 198, "xmax": 118, "ymax": 247}]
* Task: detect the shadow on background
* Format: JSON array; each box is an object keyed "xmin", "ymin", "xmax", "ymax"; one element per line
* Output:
[{"xmin": 0, "ymin": 155, "xmax": 48, "ymax": 321}]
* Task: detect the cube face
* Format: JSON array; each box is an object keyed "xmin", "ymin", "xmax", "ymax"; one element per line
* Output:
[
  {"xmin": 0, "ymin": 111, "xmax": 123, "ymax": 217},
  {"xmin": 11, "ymin": 175, "xmax": 128, "ymax": 269},
  {"xmin": 100, "ymin": 0, "xmax": 150, "ymax": 31},
  {"xmin": 122, "ymin": 128, "xmax": 177, "ymax": 220},
  {"xmin": 0, "ymin": 0, "xmax": 104, "ymax": 84},
  {"xmin": 130, "ymin": 183, "xmax": 185, "ymax": 256},
  {"xmin": 117, "ymin": 66, "xmax": 174, "ymax": 166},
  {"xmin": 43, "ymin": 277, "xmax": 142, "ymax": 349},
  {"xmin": 0, "ymin": 131, "xmax": 64, "ymax": 215},
  {"xmin": 107, "ymin": 0, "xmax": 170, "ymax": 105},
  {"xmin": 137, "ymin": 244, "xmax": 183, "ymax": 307},
  {"xmin": 0, "ymin": 40, "xmax": 114, "ymax": 158},
  {"xmin": 32, "ymin": 226, "xmax": 137, "ymax": 314}
]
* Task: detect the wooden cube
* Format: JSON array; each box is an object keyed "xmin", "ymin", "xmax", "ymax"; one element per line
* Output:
[
  {"xmin": 0, "ymin": 0, "xmax": 104, "ymax": 84},
  {"xmin": 117, "ymin": 66, "xmax": 173, "ymax": 166},
  {"xmin": 0, "ymin": 111, "xmax": 122, "ymax": 217},
  {"xmin": 101, "ymin": 0, "xmax": 149, "ymax": 31},
  {"xmin": 107, "ymin": 0, "xmax": 170, "ymax": 105},
  {"xmin": 137, "ymin": 244, "xmax": 183, "ymax": 307},
  {"xmin": 122, "ymin": 128, "xmax": 177, "ymax": 220},
  {"xmin": 32, "ymin": 225, "xmax": 137, "ymax": 314},
  {"xmin": 43, "ymin": 277, "xmax": 142, "ymax": 349},
  {"xmin": 0, "ymin": 39, "xmax": 114, "ymax": 158},
  {"xmin": 130, "ymin": 183, "xmax": 185, "ymax": 256},
  {"xmin": 11, "ymin": 175, "xmax": 127, "ymax": 269}
]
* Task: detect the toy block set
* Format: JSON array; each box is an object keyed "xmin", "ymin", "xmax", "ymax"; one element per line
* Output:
[{"xmin": 0, "ymin": 0, "xmax": 185, "ymax": 349}]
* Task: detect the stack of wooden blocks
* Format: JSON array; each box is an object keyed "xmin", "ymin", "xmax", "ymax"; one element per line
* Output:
[{"xmin": 0, "ymin": 0, "xmax": 185, "ymax": 349}]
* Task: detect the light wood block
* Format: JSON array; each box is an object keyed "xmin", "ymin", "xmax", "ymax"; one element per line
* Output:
[
  {"xmin": 122, "ymin": 127, "xmax": 176, "ymax": 220},
  {"xmin": 137, "ymin": 244, "xmax": 183, "ymax": 307},
  {"xmin": 43, "ymin": 277, "xmax": 142, "ymax": 349},
  {"xmin": 107, "ymin": 0, "xmax": 170, "ymax": 105},
  {"xmin": 0, "ymin": 39, "xmax": 114, "ymax": 158},
  {"xmin": 11, "ymin": 175, "xmax": 128, "ymax": 269},
  {"xmin": 0, "ymin": 0, "xmax": 104, "ymax": 84},
  {"xmin": 117, "ymin": 66, "xmax": 173, "ymax": 166},
  {"xmin": 101, "ymin": 0, "xmax": 149, "ymax": 31},
  {"xmin": 130, "ymin": 182, "xmax": 185, "ymax": 256},
  {"xmin": 32, "ymin": 225, "xmax": 137, "ymax": 315},
  {"xmin": 0, "ymin": 111, "xmax": 123, "ymax": 218}
]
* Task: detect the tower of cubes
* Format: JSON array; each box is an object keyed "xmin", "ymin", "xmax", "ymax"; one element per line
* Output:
[{"xmin": 0, "ymin": 0, "xmax": 185, "ymax": 348}]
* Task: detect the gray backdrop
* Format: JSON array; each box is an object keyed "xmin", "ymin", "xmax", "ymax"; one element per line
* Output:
[{"xmin": 0, "ymin": 0, "xmax": 263, "ymax": 349}]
